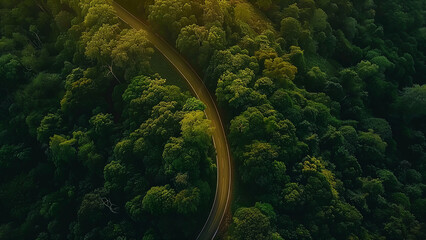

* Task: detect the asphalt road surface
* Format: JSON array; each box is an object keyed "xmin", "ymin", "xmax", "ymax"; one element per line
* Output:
[{"xmin": 112, "ymin": 2, "xmax": 232, "ymax": 240}]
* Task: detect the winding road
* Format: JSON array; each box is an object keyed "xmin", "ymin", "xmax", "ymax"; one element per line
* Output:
[{"xmin": 111, "ymin": 2, "xmax": 232, "ymax": 240}]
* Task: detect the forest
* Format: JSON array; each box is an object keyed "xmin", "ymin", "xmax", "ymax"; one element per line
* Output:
[{"xmin": 1, "ymin": 0, "xmax": 425, "ymax": 240}]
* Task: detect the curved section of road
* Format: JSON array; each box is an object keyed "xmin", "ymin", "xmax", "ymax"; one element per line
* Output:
[{"xmin": 112, "ymin": 2, "xmax": 232, "ymax": 240}]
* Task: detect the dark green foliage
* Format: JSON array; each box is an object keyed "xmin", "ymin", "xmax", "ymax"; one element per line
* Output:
[
  {"xmin": 228, "ymin": 206, "xmax": 281, "ymax": 240},
  {"xmin": 142, "ymin": 185, "xmax": 176, "ymax": 215},
  {"xmin": 0, "ymin": 1, "xmax": 214, "ymax": 239},
  {"xmin": 207, "ymin": 0, "xmax": 425, "ymax": 239},
  {"xmin": 1, "ymin": 0, "xmax": 426, "ymax": 239},
  {"xmin": 397, "ymin": 84, "xmax": 426, "ymax": 122}
]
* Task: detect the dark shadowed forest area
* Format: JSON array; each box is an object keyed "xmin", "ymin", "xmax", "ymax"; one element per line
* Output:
[{"xmin": 1, "ymin": 0, "xmax": 425, "ymax": 239}]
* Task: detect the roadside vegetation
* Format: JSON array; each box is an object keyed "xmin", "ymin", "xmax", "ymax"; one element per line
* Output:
[
  {"xmin": 1, "ymin": 0, "xmax": 425, "ymax": 240},
  {"xmin": 119, "ymin": 0, "xmax": 426, "ymax": 239},
  {"xmin": 0, "ymin": 0, "xmax": 214, "ymax": 239}
]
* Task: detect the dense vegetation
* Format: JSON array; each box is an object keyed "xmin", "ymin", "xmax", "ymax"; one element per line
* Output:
[
  {"xmin": 1, "ymin": 0, "xmax": 425, "ymax": 240},
  {"xmin": 119, "ymin": 0, "xmax": 426, "ymax": 239},
  {"xmin": 0, "ymin": 0, "xmax": 215, "ymax": 239}
]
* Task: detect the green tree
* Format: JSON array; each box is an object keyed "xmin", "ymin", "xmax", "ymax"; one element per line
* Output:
[
  {"xmin": 125, "ymin": 195, "xmax": 144, "ymax": 221},
  {"xmin": 104, "ymin": 160, "xmax": 127, "ymax": 195},
  {"xmin": 216, "ymin": 68, "xmax": 266, "ymax": 111},
  {"xmin": 112, "ymin": 29, "xmax": 154, "ymax": 79},
  {"xmin": 176, "ymin": 24, "xmax": 210, "ymax": 66},
  {"xmin": 182, "ymin": 97, "xmax": 206, "ymax": 111},
  {"xmin": 0, "ymin": 54, "xmax": 24, "ymax": 90},
  {"xmin": 148, "ymin": 0, "xmax": 201, "ymax": 38},
  {"xmin": 357, "ymin": 130, "xmax": 387, "ymax": 167},
  {"xmin": 49, "ymin": 135, "xmax": 76, "ymax": 176},
  {"xmin": 181, "ymin": 110, "xmax": 211, "ymax": 148},
  {"xmin": 377, "ymin": 169, "xmax": 401, "ymax": 192},
  {"xmin": 89, "ymin": 113, "xmax": 114, "ymax": 138},
  {"xmin": 82, "ymin": 1, "xmax": 118, "ymax": 29},
  {"xmin": 254, "ymin": 77, "xmax": 275, "ymax": 96},
  {"xmin": 84, "ymin": 24, "xmax": 120, "ymax": 65},
  {"xmin": 174, "ymin": 187, "xmax": 201, "ymax": 215},
  {"xmin": 280, "ymin": 17, "xmax": 302, "ymax": 46},
  {"xmin": 263, "ymin": 57, "xmax": 297, "ymax": 88},
  {"xmin": 60, "ymin": 77, "xmax": 102, "ymax": 114},
  {"xmin": 397, "ymin": 84, "xmax": 426, "ymax": 122},
  {"xmin": 229, "ymin": 207, "xmax": 273, "ymax": 240},
  {"xmin": 77, "ymin": 192, "xmax": 106, "ymax": 232},
  {"xmin": 239, "ymin": 141, "xmax": 282, "ymax": 188},
  {"xmin": 37, "ymin": 113, "xmax": 63, "ymax": 143},
  {"xmin": 361, "ymin": 177, "xmax": 384, "ymax": 200},
  {"xmin": 163, "ymin": 137, "xmax": 202, "ymax": 178},
  {"xmin": 142, "ymin": 185, "xmax": 176, "ymax": 215},
  {"xmin": 74, "ymin": 131, "xmax": 104, "ymax": 176},
  {"xmin": 280, "ymin": 183, "xmax": 304, "ymax": 211},
  {"xmin": 303, "ymin": 67, "xmax": 327, "ymax": 92},
  {"xmin": 206, "ymin": 46, "xmax": 259, "ymax": 88}
]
